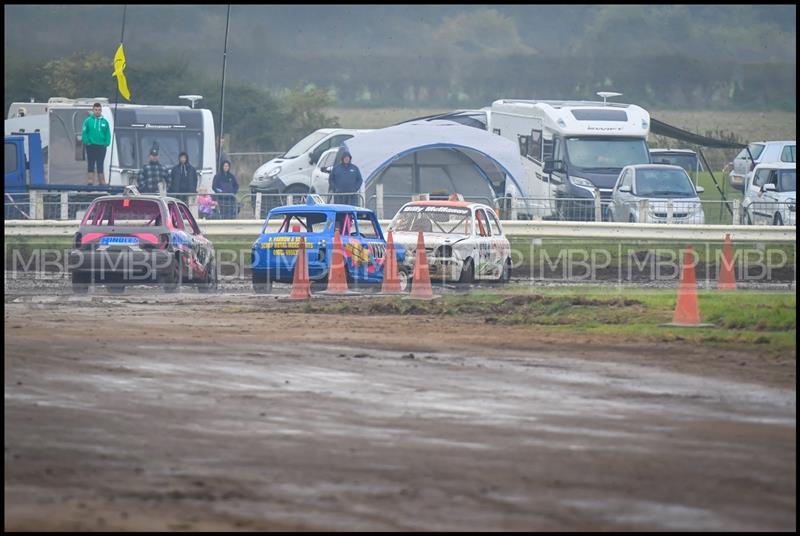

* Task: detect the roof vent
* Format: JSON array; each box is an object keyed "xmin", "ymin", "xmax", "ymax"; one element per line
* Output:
[{"xmin": 597, "ymin": 91, "xmax": 623, "ymax": 106}]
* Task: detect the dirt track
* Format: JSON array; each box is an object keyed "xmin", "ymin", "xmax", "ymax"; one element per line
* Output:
[{"xmin": 4, "ymin": 290, "xmax": 797, "ymax": 531}]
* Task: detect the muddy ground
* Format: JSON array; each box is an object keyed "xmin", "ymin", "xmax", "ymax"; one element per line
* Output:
[{"xmin": 4, "ymin": 286, "xmax": 797, "ymax": 531}]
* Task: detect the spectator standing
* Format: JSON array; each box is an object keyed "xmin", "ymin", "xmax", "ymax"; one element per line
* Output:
[
  {"xmin": 168, "ymin": 151, "xmax": 198, "ymax": 201},
  {"xmin": 137, "ymin": 148, "xmax": 170, "ymax": 194},
  {"xmin": 81, "ymin": 102, "xmax": 112, "ymax": 186},
  {"xmin": 328, "ymin": 151, "xmax": 362, "ymax": 206},
  {"xmin": 212, "ymin": 160, "xmax": 239, "ymax": 218}
]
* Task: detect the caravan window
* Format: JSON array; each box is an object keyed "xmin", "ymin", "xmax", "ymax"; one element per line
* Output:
[
  {"xmin": 528, "ymin": 130, "xmax": 542, "ymax": 162},
  {"xmin": 518, "ymin": 135, "xmax": 530, "ymax": 158}
]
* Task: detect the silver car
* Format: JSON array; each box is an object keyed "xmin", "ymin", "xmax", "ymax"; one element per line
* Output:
[
  {"xmin": 608, "ymin": 164, "xmax": 705, "ymax": 224},
  {"xmin": 729, "ymin": 140, "xmax": 795, "ymax": 192},
  {"xmin": 742, "ymin": 162, "xmax": 796, "ymax": 226}
]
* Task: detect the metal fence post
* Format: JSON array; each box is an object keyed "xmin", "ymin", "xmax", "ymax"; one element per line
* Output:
[
  {"xmin": 594, "ymin": 189, "xmax": 602, "ymax": 222},
  {"xmin": 732, "ymin": 199, "xmax": 740, "ymax": 225},
  {"xmin": 667, "ymin": 199, "xmax": 674, "ymax": 224},
  {"xmin": 375, "ymin": 183, "xmax": 385, "ymax": 219},
  {"xmin": 638, "ymin": 199, "xmax": 648, "ymax": 223},
  {"xmin": 60, "ymin": 192, "xmax": 69, "ymax": 220},
  {"xmin": 255, "ymin": 192, "xmax": 262, "ymax": 219},
  {"xmin": 30, "ymin": 190, "xmax": 43, "ymax": 220},
  {"xmin": 510, "ymin": 195, "xmax": 518, "ymax": 220},
  {"xmin": 189, "ymin": 195, "xmax": 199, "ymax": 219}
]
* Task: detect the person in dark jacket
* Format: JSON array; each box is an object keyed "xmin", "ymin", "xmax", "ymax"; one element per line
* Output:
[
  {"xmin": 212, "ymin": 160, "xmax": 239, "ymax": 218},
  {"xmin": 137, "ymin": 148, "xmax": 170, "ymax": 194},
  {"xmin": 328, "ymin": 151, "xmax": 362, "ymax": 206},
  {"xmin": 168, "ymin": 152, "xmax": 199, "ymax": 201}
]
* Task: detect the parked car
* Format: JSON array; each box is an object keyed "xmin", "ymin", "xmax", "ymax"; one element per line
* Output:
[
  {"xmin": 649, "ymin": 148, "xmax": 702, "ymax": 183},
  {"xmin": 249, "ymin": 128, "xmax": 371, "ymax": 216},
  {"xmin": 388, "ymin": 196, "xmax": 512, "ymax": 284},
  {"xmin": 742, "ymin": 162, "xmax": 796, "ymax": 226},
  {"xmin": 69, "ymin": 191, "xmax": 217, "ymax": 293},
  {"xmin": 729, "ymin": 141, "xmax": 796, "ymax": 192},
  {"xmin": 608, "ymin": 164, "xmax": 705, "ymax": 224},
  {"xmin": 309, "ymin": 147, "xmax": 339, "ymax": 197},
  {"xmin": 251, "ymin": 196, "xmax": 407, "ymax": 293}
]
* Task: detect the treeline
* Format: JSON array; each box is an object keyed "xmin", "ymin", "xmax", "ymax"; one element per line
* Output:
[{"xmin": 4, "ymin": 53, "xmax": 339, "ymax": 152}]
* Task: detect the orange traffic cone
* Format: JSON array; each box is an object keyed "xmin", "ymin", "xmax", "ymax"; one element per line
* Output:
[
  {"xmin": 718, "ymin": 233, "xmax": 737, "ymax": 291},
  {"xmin": 324, "ymin": 230, "xmax": 350, "ymax": 293},
  {"xmin": 409, "ymin": 231, "xmax": 435, "ymax": 300},
  {"xmin": 381, "ymin": 230, "xmax": 404, "ymax": 294},
  {"xmin": 288, "ymin": 237, "xmax": 311, "ymax": 300},
  {"xmin": 661, "ymin": 245, "xmax": 713, "ymax": 327}
]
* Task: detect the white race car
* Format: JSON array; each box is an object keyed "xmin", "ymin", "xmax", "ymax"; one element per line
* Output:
[{"xmin": 388, "ymin": 198, "xmax": 512, "ymax": 284}]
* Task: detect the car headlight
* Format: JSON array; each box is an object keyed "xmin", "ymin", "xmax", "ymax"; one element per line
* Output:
[
  {"xmin": 569, "ymin": 176, "xmax": 594, "ymax": 189},
  {"xmin": 788, "ymin": 199, "xmax": 796, "ymax": 212},
  {"xmin": 267, "ymin": 167, "xmax": 281, "ymax": 177}
]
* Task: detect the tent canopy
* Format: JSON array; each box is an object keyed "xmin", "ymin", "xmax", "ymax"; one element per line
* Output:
[
  {"xmin": 341, "ymin": 120, "xmax": 525, "ymax": 216},
  {"xmin": 649, "ymin": 118, "xmax": 746, "ymax": 149}
]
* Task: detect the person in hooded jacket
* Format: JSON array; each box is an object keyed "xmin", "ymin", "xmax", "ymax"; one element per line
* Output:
[
  {"xmin": 328, "ymin": 151, "xmax": 363, "ymax": 206},
  {"xmin": 212, "ymin": 160, "xmax": 239, "ymax": 218},
  {"xmin": 168, "ymin": 152, "xmax": 198, "ymax": 202}
]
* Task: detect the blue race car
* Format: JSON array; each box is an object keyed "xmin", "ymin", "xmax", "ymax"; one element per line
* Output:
[{"xmin": 251, "ymin": 197, "xmax": 407, "ymax": 293}]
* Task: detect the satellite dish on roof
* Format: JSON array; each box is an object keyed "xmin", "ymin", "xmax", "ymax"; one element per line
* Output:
[
  {"xmin": 597, "ymin": 92, "xmax": 622, "ymax": 106},
  {"xmin": 179, "ymin": 95, "xmax": 203, "ymax": 108}
]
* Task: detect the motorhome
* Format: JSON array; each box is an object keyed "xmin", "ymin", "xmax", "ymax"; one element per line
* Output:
[
  {"xmin": 5, "ymin": 97, "xmax": 217, "ymax": 190},
  {"xmin": 490, "ymin": 93, "xmax": 651, "ymax": 220}
]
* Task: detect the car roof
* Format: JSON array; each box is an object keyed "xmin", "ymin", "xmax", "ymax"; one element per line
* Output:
[
  {"xmin": 649, "ymin": 148, "xmax": 697, "ymax": 155},
  {"xmin": 269, "ymin": 203, "xmax": 374, "ymax": 214},
  {"xmin": 753, "ymin": 162, "xmax": 796, "ymax": 170},
  {"xmin": 628, "ymin": 164, "xmax": 687, "ymax": 172},
  {"xmin": 90, "ymin": 195, "xmax": 185, "ymax": 204},
  {"xmin": 404, "ymin": 200, "xmax": 479, "ymax": 209},
  {"xmin": 750, "ymin": 140, "xmax": 795, "ymax": 145}
]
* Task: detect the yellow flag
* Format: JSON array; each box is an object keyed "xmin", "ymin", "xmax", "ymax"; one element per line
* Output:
[{"xmin": 112, "ymin": 44, "xmax": 131, "ymax": 101}]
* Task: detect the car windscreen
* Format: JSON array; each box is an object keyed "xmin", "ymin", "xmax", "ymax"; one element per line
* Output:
[
  {"xmin": 739, "ymin": 143, "xmax": 765, "ymax": 160},
  {"xmin": 83, "ymin": 199, "xmax": 163, "ymax": 226},
  {"xmin": 635, "ymin": 168, "xmax": 697, "ymax": 198},
  {"xmin": 283, "ymin": 131, "xmax": 329, "ymax": 159},
  {"xmin": 266, "ymin": 211, "xmax": 330, "ymax": 233},
  {"xmin": 650, "ymin": 154, "xmax": 700, "ymax": 175},
  {"xmin": 778, "ymin": 170, "xmax": 796, "ymax": 192},
  {"xmin": 566, "ymin": 138, "xmax": 650, "ymax": 171},
  {"xmin": 391, "ymin": 205, "xmax": 472, "ymax": 235}
]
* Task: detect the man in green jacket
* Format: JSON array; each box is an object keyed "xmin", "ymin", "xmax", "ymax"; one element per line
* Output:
[{"xmin": 81, "ymin": 102, "xmax": 112, "ymax": 186}]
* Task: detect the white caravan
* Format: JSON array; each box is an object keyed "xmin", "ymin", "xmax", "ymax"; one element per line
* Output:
[
  {"xmin": 490, "ymin": 93, "xmax": 651, "ymax": 220},
  {"xmin": 5, "ymin": 97, "xmax": 217, "ymax": 190}
]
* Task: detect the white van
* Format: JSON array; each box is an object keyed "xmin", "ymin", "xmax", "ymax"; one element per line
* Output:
[
  {"xmin": 249, "ymin": 128, "xmax": 371, "ymax": 198},
  {"xmin": 490, "ymin": 93, "xmax": 651, "ymax": 220}
]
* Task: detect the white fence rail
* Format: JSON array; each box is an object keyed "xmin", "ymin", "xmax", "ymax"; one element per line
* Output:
[{"xmin": 5, "ymin": 219, "xmax": 795, "ymax": 243}]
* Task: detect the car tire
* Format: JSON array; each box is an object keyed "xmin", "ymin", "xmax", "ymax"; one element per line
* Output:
[
  {"xmin": 163, "ymin": 255, "xmax": 183, "ymax": 293},
  {"xmin": 629, "ymin": 213, "xmax": 636, "ymax": 223},
  {"xmin": 283, "ymin": 184, "xmax": 309, "ymax": 205},
  {"xmin": 501, "ymin": 258, "xmax": 512, "ymax": 284},
  {"xmin": 458, "ymin": 257, "xmax": 475, "ymax": 285},
  {"xmin": 398, "ymin": 267, "xmax": 410, "ymax": 292},
  {"xmin": 252, "ymin": 271, "xmax": 272, "ymax": 294},
  {"xmin": 774, "ymin": 213, "xmax": 784, "ymax": 226},
  {"xmin": 72, "ymin": 271, "xmax": 91, "ymax": 294},
  {"xmin": 197, "ymin": 259, "xmax": 217, "ymax": 293}
]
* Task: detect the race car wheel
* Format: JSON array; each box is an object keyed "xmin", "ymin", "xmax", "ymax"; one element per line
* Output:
[
  {"xmin": 774, "ymin": 213, "xmax": 784, "ymax": 226},
  {"xmin": 252, "ymin": 272, "xmax": 272, "ymax": 294},
  {"xmin": 197, "ymin": 259, "xmax": 218, "ymax": 293},
  {"xmin": 398, "ymin": 267, "xmax": 410, "ymax": 292},
  {"xmin": 458, "ymin": 257, "xmax": 475, "ymax": 285},
  {"xmin": 501, "ymin": 258, "xmax": 512, "ymax": 284},
  {"xmin": 72, "ymin": 271, "xmax": 91, "ymax": 294},
  {"xmin": 163, "ymin": 255, "xmax": 183, "ymax": 293}
]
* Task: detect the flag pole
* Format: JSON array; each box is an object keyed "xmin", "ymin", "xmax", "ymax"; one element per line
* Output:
[
  {"xmin": 108, "ymin": 4, "xmax": 127, "ymax": 187},
  {"xmin": 217, "ymin": 4, "xmax": 231, "ymax": 174}
]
